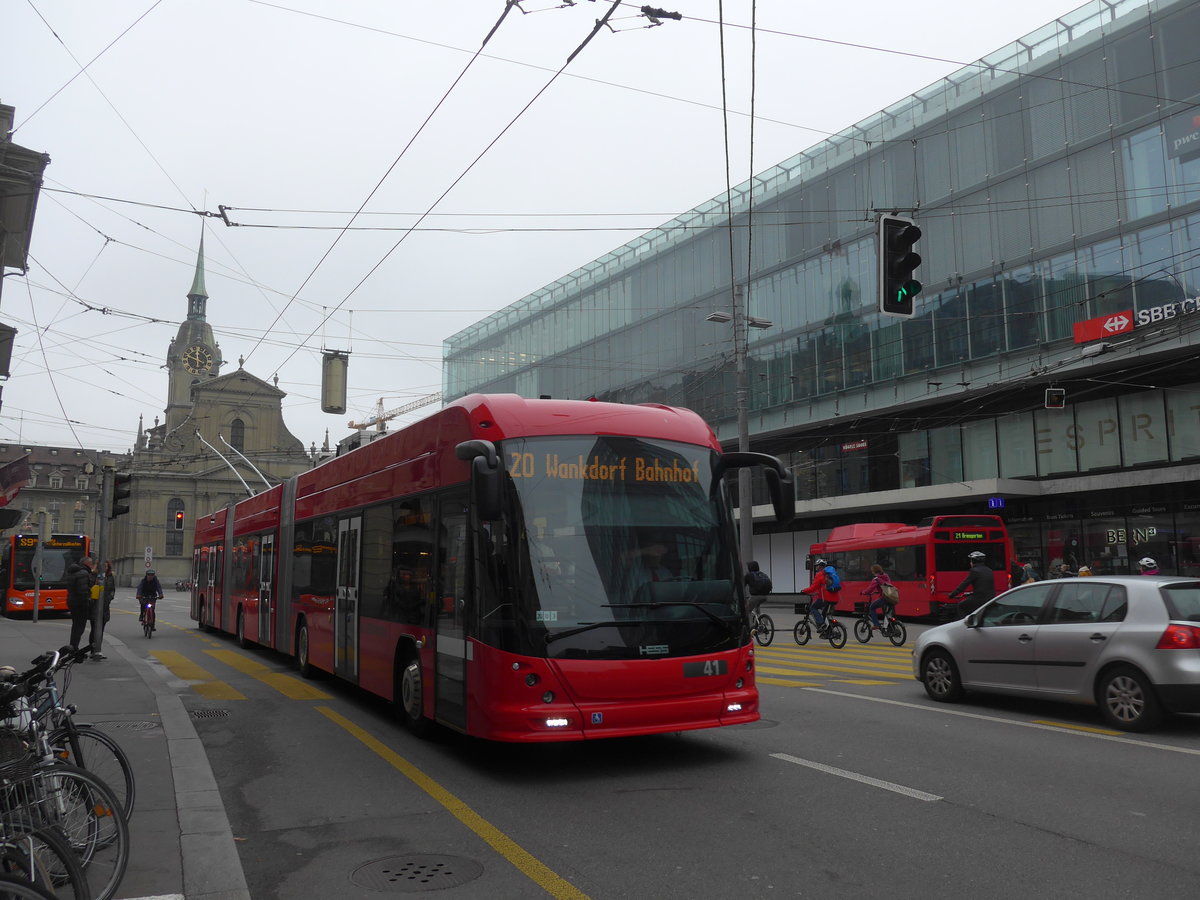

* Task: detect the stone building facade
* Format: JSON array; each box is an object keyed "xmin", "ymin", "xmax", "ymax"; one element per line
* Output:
[{"xmin": 101, "ymin": 237, "xmax": 316, "ymax": 585}]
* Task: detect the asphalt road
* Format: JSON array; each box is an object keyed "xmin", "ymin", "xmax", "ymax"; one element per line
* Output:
[{"xmin": 126, "ymin": 596, "xmax": 1200, "ymax": 899}]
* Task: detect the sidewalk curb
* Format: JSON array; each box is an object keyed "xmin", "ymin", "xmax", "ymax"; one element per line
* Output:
[{"xmin": 110, "ymin": 635, "xmax": 251, "ymax": 900}]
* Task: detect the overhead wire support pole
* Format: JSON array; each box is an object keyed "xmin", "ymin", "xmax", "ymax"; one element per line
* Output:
[
  {"xmin": 218, "ymin": 433, "xmax": 272, "ymax": 491},
  {"xmin": 195, "ymin": 430, "xmax": 255, "ymax": 497}
]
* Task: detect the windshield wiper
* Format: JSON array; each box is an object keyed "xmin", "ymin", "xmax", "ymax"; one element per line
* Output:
[
  {"xmin": 601, "ymin": 602, "xmax": 737, "ymax": 637},
  {"xmin": 544, "ymin": 621, "xmax": 621, "ymax": 644}
]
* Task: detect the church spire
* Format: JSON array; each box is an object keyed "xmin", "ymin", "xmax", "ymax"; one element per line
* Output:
[{"xmin": 187, "ymin": 230, "xmax": 208, "ymax": 320}]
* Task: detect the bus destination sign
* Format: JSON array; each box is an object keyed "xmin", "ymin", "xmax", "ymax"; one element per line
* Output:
[
  {"xmin": 953, "ymin": 531, "xmax": 986, "ymax": 541},
  {"xmin": 509, "ymin": 452, "xmax": 703, "ymax": 484}
]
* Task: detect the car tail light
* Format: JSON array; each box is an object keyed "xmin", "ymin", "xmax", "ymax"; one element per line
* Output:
[{"xmin": 1155, "ymin": 624, "xmax": 1200, "ymax": 649}]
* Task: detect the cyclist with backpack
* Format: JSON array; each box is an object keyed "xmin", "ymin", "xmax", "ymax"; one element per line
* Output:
[
  {"xmin": 744, "ymin": 561, "xmax": 773, "ymax": 615},
  {"xmin": 862, "ymin": 563, "xmax": 898, "ymax": 630},
  {"xmin": 799, "ymin": 558, "xmax": 841, "ymax": 635}
]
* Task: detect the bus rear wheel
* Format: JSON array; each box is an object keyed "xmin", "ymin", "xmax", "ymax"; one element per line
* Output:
[
  {"xmin": 397, "ymin": 654, "xmax": 433, "ymax": 738},
  {"xmin": 296, "ymin": 622, "xmax": 317, "ymax": 679}
]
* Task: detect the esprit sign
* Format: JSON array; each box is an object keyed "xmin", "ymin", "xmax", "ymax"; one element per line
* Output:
[{"xmin": 1073, "ymin": 310, "xmax": 1133, "ymax": 344}]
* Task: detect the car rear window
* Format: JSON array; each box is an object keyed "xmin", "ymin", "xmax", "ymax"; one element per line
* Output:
[{"xmin": 1160, "ymin": 583, "xmax": 1200, "ymax": 622}]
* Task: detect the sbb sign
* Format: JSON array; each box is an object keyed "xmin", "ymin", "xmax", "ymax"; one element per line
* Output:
[{"xmin": 1135, "ymin": 297, "xmax": 1200, "ymax": 326}]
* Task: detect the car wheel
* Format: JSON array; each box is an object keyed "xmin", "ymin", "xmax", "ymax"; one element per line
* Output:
[
  {"xmin": 922, "ymin": 649, "xmax": 964, "ymax": 702},
  {"xmin": 1098, "ymin": 666, "xmax": 1162, "ymax": 732}
]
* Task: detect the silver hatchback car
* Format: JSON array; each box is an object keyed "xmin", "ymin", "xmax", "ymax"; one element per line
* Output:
[{"xmin": 913, "ymin": 576, "xmax": 1200, "ymax": 731}]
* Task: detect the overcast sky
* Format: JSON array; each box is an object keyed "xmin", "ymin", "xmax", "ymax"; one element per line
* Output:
[{"xmin": 2, "ymin": 0, "xmax": 1096, "ymax": 453}]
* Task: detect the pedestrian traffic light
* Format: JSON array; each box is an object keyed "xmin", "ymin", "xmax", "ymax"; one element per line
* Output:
[
  {"xmin": 110, "ymin": 472, "xmax": 132, "ymax": 519},
  {"xmin": 878, "ymin": 214, "xmax": 922, "ymax": 318},
  {"xmin": 174, "ymin": 510, "xmax": 185, "ymax": 530}
]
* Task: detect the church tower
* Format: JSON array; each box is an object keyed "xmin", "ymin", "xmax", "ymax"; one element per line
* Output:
[{"xmin": 164, "ymin": 233, "xmax": 222, "ymax": 434}]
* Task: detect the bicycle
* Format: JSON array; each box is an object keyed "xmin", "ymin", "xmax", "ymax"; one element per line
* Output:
[
  {"xmin": 17, "ymin": 648, "xmax": 134, "ymax": 820},
  {"xmin": 853, "ymin": 602, "xmax": 908, "ymax": 646},
  {"xmin": 138, "ymin": 597, "xmax": 159, "ymax": 639},
  {"xmin": 793, "ymin": 600, "xmax": 847, "ymax": 648},
  {"xmin": 2, "ymin": 674, "xmax": 126, "ymax": 900},
  {"xmin": 750, "ymin": 607, "xmax": 775, "ymax": 647}
]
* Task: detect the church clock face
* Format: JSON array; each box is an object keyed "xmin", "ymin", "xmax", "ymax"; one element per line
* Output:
[{"xmin": 182, "ymin": 344, "xmax": 214, "ymax": 375}]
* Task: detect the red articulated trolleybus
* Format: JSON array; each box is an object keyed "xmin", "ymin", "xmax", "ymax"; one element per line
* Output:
[
  {"xmin": 0, "ymin": 533, "xmax": 91, "ymax": 617},
  {"xmin": 807, "ymin": 515, "xmax": 1013, "ymax": 620},
  {"xmin": 191, "ymin": 394, "xmax": 793, "ymax": 742}
]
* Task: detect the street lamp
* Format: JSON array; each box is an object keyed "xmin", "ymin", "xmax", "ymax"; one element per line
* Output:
[{"xmin": 708, "ymin": 284, "xmax": 773, "ymax": 565}]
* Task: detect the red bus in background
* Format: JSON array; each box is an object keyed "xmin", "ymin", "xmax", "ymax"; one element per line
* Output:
[
  {"xmin": 191, "ymin": 394, "xmax": 793, "ymax": 742},
  {"xmin": 807, "ymin": 515, "xmax": 1012, "ymax": 619},
  {"xmin": 0, "ymin": 534, "xmax": 91, "ymax": 617}
]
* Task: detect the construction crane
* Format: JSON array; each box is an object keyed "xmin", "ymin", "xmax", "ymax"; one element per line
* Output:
[{"xmin": 347, "ymin": 392, "xmax": 443, "ymax": 431}]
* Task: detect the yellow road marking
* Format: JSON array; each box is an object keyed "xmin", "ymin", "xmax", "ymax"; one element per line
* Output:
[
  {"xmin": 1031, "ymin": 720, "xmax": 1123, "ymax": 736},
  {"xmin": 205, "ymin": 650, "xmax": 332, "ymax": 700},
  {"xmin": 757, "ymin": 662, "xmax": 912, "ymax": 679},
  {"xmin": 758, "ymin": 677, "xmax": 821, "ymax": 687},
  {"xmin": 837, "ymin": 679, "xmax": 895, "ymax": 685},
  {"xmin": 317, "ymin": 706, "xmax": 590, "ymax": 900},
  {"xmin": 151, "ymin": 650, "xmax": 246, "ymax": 700}
]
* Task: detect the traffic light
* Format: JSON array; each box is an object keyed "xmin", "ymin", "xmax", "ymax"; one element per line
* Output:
[
  {"xmin": 110, "ymin": 472, "xmax": 132, "ymax": 519},
  {"xmin": 174, "ymin": 510, "xmax": 185, "ymax": 530},
  {"xmin": 878, "ymin": 214, "xmax": 922, "ymax": 317}
]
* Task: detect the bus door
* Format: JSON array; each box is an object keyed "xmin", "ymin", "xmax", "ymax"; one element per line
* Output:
[
  {"xmin": 258, "ymin": 534, "xmax": 275, "ymax": 646},
  {"xmin": 434, "ymin": 497, "xmax": 469, "ymax": 731},
  {"xmin": 191, "ymin": 547, "xmax": 203, "ymax": 621},
  {"xmin": 335, "ymin": 517, "xmax": 361, "ymax": 681}
]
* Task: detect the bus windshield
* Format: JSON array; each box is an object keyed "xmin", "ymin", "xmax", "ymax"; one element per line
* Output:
[
  {"xmin": 482, "ymin": 435, "xmax": 743, "ymax": 660},
  {"xmin": 11, "ymin": 536, "xmax": 86, "ymax": 590}
]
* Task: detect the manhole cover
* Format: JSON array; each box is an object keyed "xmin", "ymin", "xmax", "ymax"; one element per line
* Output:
[
  {"xmin": 189, "ymin": 709, "xmax": 231, "ymax": 719},
  {"xmin": 97, "ymin": 721, "xmax": 159, "ymax": 731},
  {"xmin": 351, "ymin": 855, "xmax": 483, "ymax": 893}
]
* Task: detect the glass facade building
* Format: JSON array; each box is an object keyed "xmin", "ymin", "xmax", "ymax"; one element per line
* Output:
[{"xmin": 444, "ymin": 0, "xmax": 1200, "ymax": 589}]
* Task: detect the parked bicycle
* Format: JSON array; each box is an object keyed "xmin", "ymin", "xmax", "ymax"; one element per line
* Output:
[
  {"xmin": 853, "ymin": 604, "xmax": 908, "ymax": 646},
  {"xmin": 1, "ymin": 654, "xmax": 130, "ymax": 900},
  {"xmin": 750, "ymin": 608, "xmax": 775, "ymax": 647},
  {"xmin": 793, "ymin": 601, "xmax": 847, "ymax": 648},
  {"xmin": 13, "ymin": 648, "xmax": 134, "ymax": 819}
]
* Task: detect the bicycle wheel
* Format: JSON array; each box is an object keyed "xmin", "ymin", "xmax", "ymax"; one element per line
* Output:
[
  {"xmin": 0, "ymin": 872, "xmax": 60, "ymax": 899},
  {"xmin": 31, "ymin": 763, "xmax": 128, "ymax": 900},
  {"xmin": 754, "ymin": 614, "xmax": 775, "ymax": 647},
  {"xmin": 887, "ymin": 620, "xmax": 908, "ymax": 647},
  {"xmin": 853, "ymin": 618, "xmax": 871, "ymax": 643},
  {"xmin": 793, "ymin": 621, "xmax": 811, "ymax": 646},
  {"xmin": 827, "ymin": 622, "xmax": 847, "ymax": 648},
  {"xmin": 0, "ymin": 822, "xmax": 90, "ymax": 900},
  {"xmin": 47, "ymin": 725, "xmax": 135, "ymax": 820}
]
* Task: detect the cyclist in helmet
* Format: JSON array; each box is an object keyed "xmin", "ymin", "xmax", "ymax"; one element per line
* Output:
[
  {"xmin": 1137, "ymin": 557, "xmax": 1160, "ymax": 575},
  {"xmin": 947, "ymin": 550, "xmax": 996, "ymax": 616},
  {"xmin": 799, "ymin": 558, "xmax": 837, "ymax": 635},
  {"xmin": 137, "ymin": 568, "xmax": 164, "ymax": 629}
]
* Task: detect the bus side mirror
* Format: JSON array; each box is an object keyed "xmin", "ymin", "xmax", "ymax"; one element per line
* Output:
[
  {"xmin": 713, "ymin": 452, "xmax": 795, "ymax": 525},
  {"xmin": 455, "ymin": 440, "xmax": 502, "ymax": 521}
]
